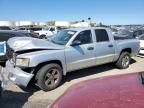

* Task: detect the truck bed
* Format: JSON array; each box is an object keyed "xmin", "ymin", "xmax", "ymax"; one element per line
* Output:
[{"xmin": 114, "ymin": 35, "xmax": 134, "ymax": 40}]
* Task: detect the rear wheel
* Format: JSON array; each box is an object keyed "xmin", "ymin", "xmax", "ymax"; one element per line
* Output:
[
  {"xmin": 36, "ymin": 63, "xmax": 62, "ymax": 91},
  {"xmin": 116, "ymin": 52, "xmax": 131, "ymax": 69}
]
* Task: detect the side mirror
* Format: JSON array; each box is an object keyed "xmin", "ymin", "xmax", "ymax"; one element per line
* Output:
[{"xmin": 71, "ymin": 40, "xmax": 81, "ymax": 46}]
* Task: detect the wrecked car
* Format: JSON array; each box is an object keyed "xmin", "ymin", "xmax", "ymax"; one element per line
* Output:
[{"xmin": 5, "ymin": 27, "xmax": 139, "ymax": 91}]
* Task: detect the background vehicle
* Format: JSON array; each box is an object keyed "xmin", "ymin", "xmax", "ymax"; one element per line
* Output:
[
  {"xmin": 6, "ymin": 27, "xmax": 139, "ymax": 91},
  {"xmin": 111, "ymin": 28, "xmax": 118, "ymax": 35},
  {"xmin": 17, "ymin": 27, "xmax": 54, "ymax": 38},
  {"xmin": 133, "ymin": 29, "xmax": 144, "ymax": 38},
  {"xmin": 49, "ymin": 72, "xmax": 144, "ymax": 108},
  {"xmin": 21, "ymin": 32, "xmax": 39, "ymax": 38},
  {"xmin": 138, "ymin": 34, "xmax": 144, "ymax": 56},
  {"xmin": 114, "ymin": 29, "xmax": 134, "ymax": 38},
  {"xmin": 0, "ymin": 26, "xmax": 12, "ymax": 30},
  {"xmin": 0, "ymin": 30, "xmax": 31, "ymax": 62},
  {"xmin": 29, "ymin": 27, "xmax": 54, "ymax": 39}
]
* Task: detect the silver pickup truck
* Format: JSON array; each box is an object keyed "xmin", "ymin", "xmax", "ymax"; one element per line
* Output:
[{"xmin": 6, "ymin": 27, "xmax": 139, "ymax": 91}]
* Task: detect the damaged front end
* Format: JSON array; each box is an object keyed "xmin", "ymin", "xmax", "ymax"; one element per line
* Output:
[
  {"xmin": 5, "ymin": 45, "xmax": 35, "ymax": 87},
  {"xmin": 5, "ymin": 37, "xmax": 64, "ymax": 88}
]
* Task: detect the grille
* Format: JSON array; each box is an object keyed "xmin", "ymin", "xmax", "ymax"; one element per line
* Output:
[{"xmin": 6, "ymin": 44, "xmax": 15, "ymax": 61}]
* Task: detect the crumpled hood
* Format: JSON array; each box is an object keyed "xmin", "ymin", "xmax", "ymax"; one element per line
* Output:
[{"xmin": 7, "ymin": 37, "xmax": 65, "ymax": 52}]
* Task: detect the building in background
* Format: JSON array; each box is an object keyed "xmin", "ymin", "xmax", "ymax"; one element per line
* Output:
[
  {"xmin": 15, "ymin": 21, "xmax": 34, "ymax": 27},
  {"xmin": 70, "ymin": 22, "xmax": 90, "ymax": 27},
  {"xmin": 0, "ymin": 21, "xmax": 15, "ymax": 26},
  {"xmin": 0, "ymin": 20, "xmax": 96, "ymax": 28}
]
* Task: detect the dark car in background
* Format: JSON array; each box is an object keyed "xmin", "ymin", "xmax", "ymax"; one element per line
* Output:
[
  {"xmin": 0, "ymin": 26, "xmax": 12, "ymax": 30},
  {"xmin": 115, "ymin": 29, "xmax": 133, "ymax": 37},
  {"xmin": 49, "ymin": 72, "xmax": 144, "ymax": 108},
  {"xmin": 133, "ymin": 29, "xmax": 144, "ymax": 38},
  {"xmin": 113, "ymin": 29, "xmax": 135, "ymax": 40},
  {"xmin": 21, "ymin": 31, "xmax": 39, "ymax": 38},
  {"xmin": 0, "ymin": 30, "xmax": 32, "ymax": 62}
]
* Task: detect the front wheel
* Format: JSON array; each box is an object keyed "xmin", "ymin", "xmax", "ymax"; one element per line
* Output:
[
  {"xmin": 36, "ymin": 63, "xmax": 63, "ymax": 91},
  {"xmin": 116, "ymin": 52, "xmax": 131, "ymax": 69}
]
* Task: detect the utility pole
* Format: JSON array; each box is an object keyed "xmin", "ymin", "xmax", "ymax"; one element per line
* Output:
[{"xmin": 88, "ymin": 17, "xmax": 91, "ymax": 27}]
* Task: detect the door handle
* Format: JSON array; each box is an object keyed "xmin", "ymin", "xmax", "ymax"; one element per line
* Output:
[
  {"xmin": 108, "ymin": 44, "xmax": 113, "ymax": 47},
  {"xmin": 87, "ymin": 47, "xmax": 94, "ymax": 50}
]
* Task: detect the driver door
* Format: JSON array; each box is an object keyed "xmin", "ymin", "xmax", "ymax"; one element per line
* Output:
[{"xmin": 65, "ymin": 30, "xmax": 95, "ymax": 72}]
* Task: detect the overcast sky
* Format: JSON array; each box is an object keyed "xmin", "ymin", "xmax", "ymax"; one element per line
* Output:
[{"xmin": 0, "ymin": 0, "xmax": 144, "ymax": 25}]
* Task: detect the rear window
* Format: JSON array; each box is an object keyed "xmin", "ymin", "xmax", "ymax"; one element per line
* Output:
[
  {"xmin": 19, "ymin": 28, "xmax": 26, "ymax": 30},
  {"xmin": 95, "ymin": 29, "xmax": 109, "ymax": 42},
  {"xmin": 30, "ymin": 28, "xmax": 42, "ymax": 31}
]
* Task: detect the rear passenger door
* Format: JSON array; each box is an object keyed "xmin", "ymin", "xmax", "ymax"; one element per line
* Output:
[{"xmin": 94, "ymin": 29, "xmax": 115, "ymax": 65}]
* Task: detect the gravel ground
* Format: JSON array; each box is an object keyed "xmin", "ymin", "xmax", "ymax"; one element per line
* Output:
[{"xmin": 0, "ymin": 57, "xmax": 144, "ymax": 108}]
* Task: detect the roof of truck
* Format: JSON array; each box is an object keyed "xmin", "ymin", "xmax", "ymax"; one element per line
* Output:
[{"xmin": 66, "ymin": 27, "xmax": 108, "ymax": 31}]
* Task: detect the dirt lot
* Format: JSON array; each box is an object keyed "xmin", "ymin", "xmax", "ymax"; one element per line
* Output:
[{"xmin": 0, "ymin": 57, "xmax": 144, "ymax": 108}]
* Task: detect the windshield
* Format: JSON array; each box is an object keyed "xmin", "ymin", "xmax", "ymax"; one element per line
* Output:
[{"xmin": 50, "ymin": 30, "xmax": 76, "ymax": 45}]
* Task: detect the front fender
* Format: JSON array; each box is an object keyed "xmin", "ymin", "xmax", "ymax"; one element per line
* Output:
[{"xmin": 17, "ymin": 50, "xmax": 67, "ymax": 75}]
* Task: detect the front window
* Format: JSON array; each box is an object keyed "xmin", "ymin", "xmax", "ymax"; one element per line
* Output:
[
  {"xmin": 74, "ymin": 30, "xmax": 92, "ymax": 45},
  {"xmin": 50, "ymin": 30, "xmax": 76, "ymax": 45}
]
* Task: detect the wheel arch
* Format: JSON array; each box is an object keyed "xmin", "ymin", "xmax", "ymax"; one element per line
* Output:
[
  {"xmin": 115, "ymin": 48, "xmax": 132, "ymax": 63},
  {"xmin": 120, "ymin": 48, "xmax": 132, "ymax": 55},
  {"xmin": 33, "ymin": 60, "xmax": 65, "ymax": 77},
  {"xmin": 120, "ymin": 48, "xmax": 132, "ymax": 54}
]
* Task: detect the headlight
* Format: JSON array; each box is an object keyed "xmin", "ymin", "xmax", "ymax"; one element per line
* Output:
[{"xmin": 16, "ymin": 58, "xmax": 29, "ymax": 67}]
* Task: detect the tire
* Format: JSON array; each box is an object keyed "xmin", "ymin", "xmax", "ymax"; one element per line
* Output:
[
  {"xmin": 36, "ymin": 63, "xmax": 63, "ymax": 91},
  {"xmin": 39, "ymin": 35, "xmax": 46, "ymax": 39},
  {"xmin": 116, "ymin": 52, "xmax": 131, "ymax": 69}
]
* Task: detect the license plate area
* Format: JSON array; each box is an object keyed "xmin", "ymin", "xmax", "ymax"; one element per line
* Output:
[{"xmin": 0, "ymin": 42, "xmax": 6, "ymax": 56}]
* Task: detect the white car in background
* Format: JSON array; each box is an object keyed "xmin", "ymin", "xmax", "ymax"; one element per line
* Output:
[
  {"xmin": 31, "ymin": 27, "xmax": 54, "ymax": 39},
  {"xmin": 139, "ymin": 35, "xmax": 144, "ymax": 56},
  {"xmin": 17, "ymin": 27, "xmax": 54, "ymax": 38}
]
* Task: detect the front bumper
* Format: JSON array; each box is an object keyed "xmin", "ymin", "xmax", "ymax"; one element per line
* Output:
[{"xmin": 6, "ymin": 60, "xmax": 34, "ymax": 87}]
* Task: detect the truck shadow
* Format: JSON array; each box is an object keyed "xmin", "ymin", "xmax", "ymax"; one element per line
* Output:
[
  {"xmin": 19, "ymin": 82, "xmax": 41, "ymax": 93},
  {"xmin": 0, "ymin": 90, "xmax": 33, "ymax": 108},
  {"xmin": 62, "ymin": 58, "xmax": 136, "ymax": 84}
]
